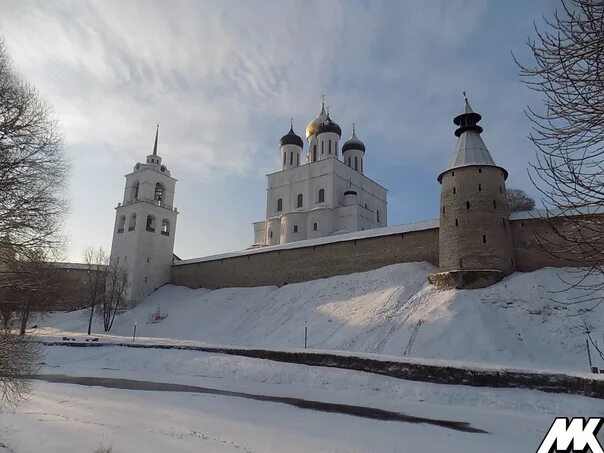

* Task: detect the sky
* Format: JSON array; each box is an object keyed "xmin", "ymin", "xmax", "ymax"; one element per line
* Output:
[{"xmin": 0, "ymin": 0, "xmax": 557, "ymax": 261}]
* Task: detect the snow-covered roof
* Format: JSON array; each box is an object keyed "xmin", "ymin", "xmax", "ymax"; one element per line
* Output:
[
  {"xmin": 510, "ymin": 205, "xmax": 604, "ymax": 221},
  {"xmin": 175, "ymin": 219, "xmax": 439, "ymax": 265}
]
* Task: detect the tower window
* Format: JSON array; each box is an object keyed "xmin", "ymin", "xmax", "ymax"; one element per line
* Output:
[
  {"xmin": 318, "ymin": 188, "xmax": 325, "ymax": 203},
  {"xmin": 154, "ymin": 183, "xmax": 165, "ymax": 207},
  {"xmin": 478, "ymin": 184, "xmax": 482, "ymax": 192},
  {"xmin": 478, "ymin": 168, "xmax": 482, "ymax": 173},
  {"xmin": 297, "ymin": 193, "xmax": 303, "ymax": 208},
  {"xmin": 293, "ymin": 225, "xmax": 298, "ymax": 233},
  {"xmin": 455, "ymin": 218, "xmax": 459, "ymax": 226},
  {"xmin": 296, "ymin": 153, "xmax": 299, "ymax": 166},
  {"xmin": 499, "ymin": 186, "xmax": 503, "ymax": 194},
  {"xmin": 453, "ymin": 187, "xmax": 456, "ymax": 194},
  {"xmin": 313, "ymin": 222, "xmax": 318, "ymax": 231},
  {"xmin": 377, "ymin": 209, "xmax": 380, "ymax": 223},
  {"xmin": 354, "ymin": 156, "xmax": 358, "ymax": 170},
  {"xmin": 146, "ymin": 215, "xmax": 156, "ymax": 232},
  {"xmin": 313, "ymin": 145, "xmax": 317, "ymax": 161},
  {"xmin": 482, "ymin": 234, "xmax": 487, "ymax": 243},
  {"xmin": 290, "ymin": 152, "xmax": 293, "ymax": 165},
  {"xmin": 451, "ymin": 171, "xmax": 455, "ymax": 177},
  {"xmin": 161, "ymin": 219, "xmax": 171, "ymax": 236},
  {"xmin": 283, "ymin": 152, "xmax": 286, "ymax": 165},
  {"xmin": 321, "ymin": 141, "xmax": 324, "ymax": 155},
  {"xmin": 132, "ymin": 181, "xmax": 139, "ymax": 201},
  {"xmin": 442, "ymin": 206, "xmax": 446, "ymax": 214},
  {"xmin": 277, "ymin": 198, "xmax": 283, "ymax": 212},
  {"xmin": 493, "ymin": 200, "xmax": 497, "ymax": 209},
  {"xmin": 459, "ymin": 258, "xmax": 463, "ymax": 268},
  {"xmin": 502, "ymin": 217, "xmax": 506, "ymax": 226},
  {"xmin": 328, "ymin": 140, "xmax": 332, "ymax": 154},
  {"xmin": 360, "ymin": 159, "xmax": 363, "ymax": 173},
  {"xmin": 466, "ymin": 201, "xmax": 470, "ymax": 210},
  {"xmin": 128, "ymin": 213, "xmax": 137, "ymax": 231},
  {"xmin": 117, "ymin": 215, "xmax": 126, "ymax": 233}
]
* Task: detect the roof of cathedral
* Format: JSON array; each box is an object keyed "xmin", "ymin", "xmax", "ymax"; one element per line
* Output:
[
  {"xmin": 305, "ymin": 102, "xmax": 327, "ymax": 139},
  {"xmin": 317, "ymin": 112, "xmax": 342, "ymax": 137},
  {"xmin": 438, "ymin": 97, "xmax": 507, "ymax": 182},
  {"xmin": 342, "ymin": 125, "xmax": 365, "ymax": 153},
  {"xmin": 279, "ymin": 123, "xmax": 303, "ymax": 148}
]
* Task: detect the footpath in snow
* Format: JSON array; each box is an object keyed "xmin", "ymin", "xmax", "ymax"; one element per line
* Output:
[{"xmin": 38, "ymin": 262, "xmax": 604, "ymax": 373}]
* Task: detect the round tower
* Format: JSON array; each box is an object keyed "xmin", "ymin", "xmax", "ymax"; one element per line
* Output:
[
  {"xmin": 342, "ymin": 124, "xmax": 365, "ymax": 173},
  {"xmin": 431, "ymin": 96, "xmax": 514, "ymax": 289},
  {"xmin": 316, "ymin": 110, "xmax": 341, "ymax": 160},
  {"xmin": 279, "ymin": 121, "xmax": 303, "ymax": 170}
]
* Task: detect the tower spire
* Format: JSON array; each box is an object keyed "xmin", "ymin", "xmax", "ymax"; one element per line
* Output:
[{"xmin": 153, "ymin": 124, "xmax": 159, "ymax": 156}]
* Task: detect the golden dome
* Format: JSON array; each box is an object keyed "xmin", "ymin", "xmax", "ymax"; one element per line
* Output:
[{"xmin": 305, "ymin": 102, "xmax": 327, "ymax": 140}]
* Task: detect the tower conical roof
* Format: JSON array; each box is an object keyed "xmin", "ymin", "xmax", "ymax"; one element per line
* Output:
[{"xmin": 437, "ymin": 96, "xmax": 507, "ymax": 182}]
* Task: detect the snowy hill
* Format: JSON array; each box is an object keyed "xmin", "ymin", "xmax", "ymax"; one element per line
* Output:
[{"xmin": 40, "ymin": 262, "xmax": 603, "ymax": 372}]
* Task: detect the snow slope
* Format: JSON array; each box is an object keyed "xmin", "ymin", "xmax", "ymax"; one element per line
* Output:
[{"xmin": 38, "ymin": 262, "xmax": 604, "ymax": 372}]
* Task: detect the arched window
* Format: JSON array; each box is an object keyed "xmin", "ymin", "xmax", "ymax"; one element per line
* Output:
[
  {"xmin": 313, "ymin": 222, "xmax": 318, "ymax": 231},
  {"xmin": 269, "ymin": 230, "xmax": 273, "ymax": 238},
  {"xmin": 293, "ymin": 225, "xmax": 298, "ymax": 233},
  {"xmin": 128, "ymin": 213, "xmax": 137, "ymax": 231},
  {"xmin": 297, "ymin": 193, "xmax": 303, "ymax": 208},
  {"xmin": 117, "ymin": 215, "xmax": 126, "ymax": 233},
  {"xmin": 318, "ymin": 188, "xmax": 325, "ymax": 203},
  {"xmin": 131, "ymin": 181, "xmax": 139, "ymax": 201},
  {"xmin": 146, "ymin": 215, "xmax": 156, "ymax": 232},
  {"xmin": 377, "ymin": 209, "xmax": 380, "ymax": 223},
  {"xmin": 161, "ymin": 219, "xmax": 171, "ymax": 236},
  {"xmin": 154, "ymin": 183, "xmax": 165, "ymax": 206},
  {"xmin": 277, "ymin": 198, "xmax": 283, "ymax": 212}
]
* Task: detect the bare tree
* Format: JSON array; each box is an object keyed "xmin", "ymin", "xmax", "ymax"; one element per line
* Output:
[
  {"xmin": 101, "ymin": 258, "xmax": 129, "ymax": 332},
  {"xmin": 0, "ymin": 330, "xmax": 41, "ymax": 406},
  {"xmin": 516, "ymin": 0, "xmax": 604, "ymax": 309},
  {"xmin": 0, "ymin": 38, "xmax": 67, "ymax": 286},
  {"xmin": 507, "ymin": 188, "xmax": 536, "ymax": 212},
  {"xmin": 83, "ymin": 247, "xmax": 108, "ymax": 335},
  {"xmin": 0, "ymin": 38, "xmax": 67, "ymax": 405}
]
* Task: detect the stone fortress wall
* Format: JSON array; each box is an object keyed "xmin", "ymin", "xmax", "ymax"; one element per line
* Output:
[{"xmin": 170, "ymin": 212, "xmax": 586, "ymax": 289}]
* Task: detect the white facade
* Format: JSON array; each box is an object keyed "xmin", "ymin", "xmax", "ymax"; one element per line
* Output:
[
  {"xmin": 253, "ymin": 104, "xmax": 387, "ymax": 247},
  {"xmin": 109, "ymin": 127, "xmax": 178, "ymax": 305}
]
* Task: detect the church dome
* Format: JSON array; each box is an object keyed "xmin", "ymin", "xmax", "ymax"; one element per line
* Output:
[
  {"xmin": 342, "ymin": 125, "xmax": 365, "ymax": 153},
  {"xmin": 305, "ymin": 102, "xmax": 327, "ymax": 139},
  {"xmin": 279, "ymin": 125, "xmax": 303, "ymax": 148},
  {"xmin": 317, "ymin": 113, "xmax": 342, "ymax": 137}
]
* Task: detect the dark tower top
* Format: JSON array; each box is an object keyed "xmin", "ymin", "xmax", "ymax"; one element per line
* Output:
[
  {"xmin": 437, "ymin": 96, "xmax": 507, "ymax": 182},
  {"xmin": 279, "ymin": 123, "xmax": 304, "ymax": 148}
]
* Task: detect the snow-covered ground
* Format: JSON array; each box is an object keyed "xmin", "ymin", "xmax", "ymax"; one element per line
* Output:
[
  {"xmin": 38, "ymin": 263, "xmax": 604, "ymax": 372},
  {"xmin": 1, "ymin": 346, "xmax": 603, "ymax": 452}
]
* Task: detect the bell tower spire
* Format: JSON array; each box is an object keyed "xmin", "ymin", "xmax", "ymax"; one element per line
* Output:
[
  {"xmin": 152, "ymin": 123, "xmax": 159, "ymax": 156},
  {"xmin": 146, "ymin": 124, "xmax": 162, "ymax": 165}
]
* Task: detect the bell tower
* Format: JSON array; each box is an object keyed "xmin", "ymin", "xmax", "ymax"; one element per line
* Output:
[{"xmin": 108, "ymin": 125, "xmax": 178, "ymax": 305}]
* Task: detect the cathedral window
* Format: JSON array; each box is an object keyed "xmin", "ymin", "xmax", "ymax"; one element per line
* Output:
[
  {"xmin": 321, "ymin": 141, "xmax": 324, "ymax": 155},
  {"xmin": 161, "ymin": 219, "xmax": 171, "ymax": 236},
  {"xmin": 296, "ymin": 153, "xmax": 300, "ymax": 166},
  {"xmin": 313, "ymin": 222, "xmax": 318, "ymax": 231},
  {"xmin": 154, "ymin": 183, "xmax": 165, "ymax": 207},
  {"xmin": 128, "ymin": 213, "xmax": 137, "ymax": 231},
  {"xmin": 297, "ymin": 193, "xmax": 303, "ymax": 208},
  {"xmin": 354, "ymin": 156, "xmax": 358, "ymax": 170},
  {"xmin": 318, "ymin": 188, "xmax": 325, "ymax": 203},
  {"xmin": 328, "ymin": 140, "xmax": 332, "ymax": 154},
  {"xmin": 269, "ymin": 230, "xmax": 273, "ymax": 239},
  {"xmin": 293, "ymin": 225, "xmax": 298, "ymax": 233},
  {"xmin": 283, "ymin": 152, "xmax": 286, "ymax": 166},
  {"xmin": 377, "ymin": 209, "xmax": 380, "ymax": 223},
  {"xmin": 117, "ymin": 215, "xmax": 126, "ymax": 233},
  {"xmin": 277, "ymin": 198, "xmax": 283, "ymax": 212},
  {"xmin": 290, "ymin": 152, "xmax": 293, "ymax": 165},
  {"xmin": 146, "ymin": 215, "xmax": 156, "ymax": 232},
  {"xmin": 360, "ymin": 159, "xmax": 363, "ymax": 173},
  {"xmin": 313, "ymin": 145, "xmax": 317, "ymax": 161},
  {"xmin": 132, "ymin": 181, "xmax": 139, "ymax": 201},
  {"xmin": 335, "ymin": 142, "xmax": 338, "ymax": 156}
]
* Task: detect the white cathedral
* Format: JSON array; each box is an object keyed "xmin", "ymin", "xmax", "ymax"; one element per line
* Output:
[
  {"xmin": 252, "ymin": 101, "xmax": 388, "ymax": 247},
  {"xmin": 109, "ymin": 102, "xmax": 388, "ymax": 303}
]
